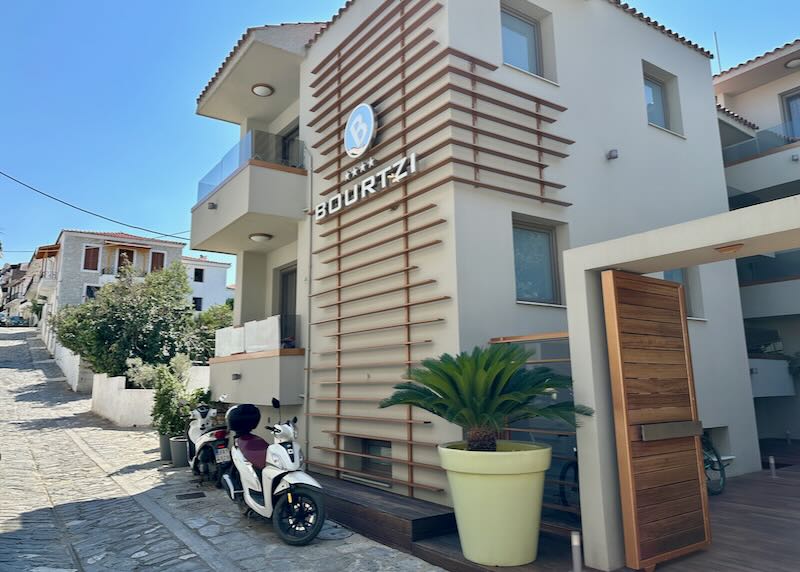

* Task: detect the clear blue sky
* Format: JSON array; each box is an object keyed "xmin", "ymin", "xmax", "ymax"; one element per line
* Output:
[{"xmin": 1, "ymin": 1, "xmax": 798, "ymax": 283}]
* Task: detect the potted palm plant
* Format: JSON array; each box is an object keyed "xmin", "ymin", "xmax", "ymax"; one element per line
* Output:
[{"xmin": 380, "ymin": 344, "xmax": 591, "ymax": 567}]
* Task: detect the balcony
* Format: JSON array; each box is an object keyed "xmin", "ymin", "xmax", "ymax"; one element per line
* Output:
[
  {"xmin": 191, "ymin": 130, "xmax": 307, "ymax": 254},
  {"xmin": 738, "ymin": 252, "xmax": 800, "ymax": 318},
  {"xmin": 36, "ymin": 271, "xmax": 58, "ymax": 298},
  {"xmin": 749, "ymin": 356, "xmax": 796, "ymax": 398},
  {"xmin": 99, "ymin": 267, "xmax": 146, "ymax": 285},
  {"xmin": 208, "ymin": 315, "xmax": 304, "ymax": 406},
  {"xmin": 723, "ymin": 121, "xmax": 800, "ymax": 165}
]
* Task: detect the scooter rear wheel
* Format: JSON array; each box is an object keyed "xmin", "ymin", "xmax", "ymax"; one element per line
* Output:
[{"xmin": 272, "ymin": 486, "xmax": 325, "ymax": 546}]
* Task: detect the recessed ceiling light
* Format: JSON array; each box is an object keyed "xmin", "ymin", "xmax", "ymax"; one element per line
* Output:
[
  {"xmin": 251, "ymin": 83, "xmax": 275, "ymax": 97},
  {"xmin": 249, "ymin": 233, "xmax": 273, "ymax": 243},
  {"xmin": 715, "ymin": 243, "xmax": 744, "ymax": 255},
  {"xmin": 786, "ymin": 58, "xmax": 800, "ymax": 70}
]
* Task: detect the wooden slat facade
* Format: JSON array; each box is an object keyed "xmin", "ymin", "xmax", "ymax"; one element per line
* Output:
[
  {"xmin": 306, "ymin": 0, "xmax": 572, "ymax": 499},
  {"xmin": 602, "ymin": 270, "xmax": 711, "ymax": 571}
]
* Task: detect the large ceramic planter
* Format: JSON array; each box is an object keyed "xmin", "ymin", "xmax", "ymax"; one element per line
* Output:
[
  {"xmin": 159, "ymin": 434, "xmax": 172, "ymax": 461},
  {"xmin": 438, "ymin": 440, "xmax": 552, "ymax": 567},
  {"xmin": 169, "ymin": 436, "xmax": 189, "ymax": 467}
]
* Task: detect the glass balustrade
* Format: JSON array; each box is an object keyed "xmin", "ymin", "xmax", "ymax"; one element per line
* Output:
[
  {"xmin": 197, "ymin": 130, "xmax": 304, "ymax": 203},
  {"xmin": 722, "ymin": 120, "xmax": 800, "ymax": 164}
]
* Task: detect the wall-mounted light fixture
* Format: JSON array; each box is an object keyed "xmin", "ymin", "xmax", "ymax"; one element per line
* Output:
[
  {"xmin": 231, "ymin": 373, "xmax": 242, "ymax": 381},
  {"xmin": 606, "ymin": 149, "xmax": 620, "ymax": 160},
  {"xmin": 249, "ymin": 233, "xmax": 273, "ymax": 243},
  {"xmin": 785, "ymin": 58, "xmax": 800, "ymax": 70},
  {"xmin": 791, "ymin": 154, "xmax": 799, "ymax": 162},
  {"xmin": 715, "ymin": 243, "xmax": 744, "ymax": 255},
  {"xmin": 207, "ymin": 202, "xmax": 218, "ymax": 210}
]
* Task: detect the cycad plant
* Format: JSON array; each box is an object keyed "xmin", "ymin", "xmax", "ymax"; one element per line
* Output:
[{"xmin": 380, "ymin": 344, "xmax": 593, "ymax": 451}]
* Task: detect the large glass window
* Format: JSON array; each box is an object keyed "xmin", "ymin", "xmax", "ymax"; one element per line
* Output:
[
  {"xmin": 644, "ymin": 76, "xmax": 668, "ymax": 129},
  {"xmin": 784, "ymin": 89, "xmax": 800, "ymax": 138},
  {"xmin": 513, "ymin": 222, "xmax": 558, "ymax": 304},
  {"xmin": 501, "ymin": 10, "xmax": 541, "ymax": 76}
]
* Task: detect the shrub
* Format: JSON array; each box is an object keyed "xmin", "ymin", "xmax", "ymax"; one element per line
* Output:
[{"xmin": 53, "ymin": 263, "xmax": 197, "ymax": 376}]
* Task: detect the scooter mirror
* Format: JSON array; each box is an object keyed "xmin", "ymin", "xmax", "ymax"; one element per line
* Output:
[
  {"xmin": 271, "ymin": 398, "xmax": 281, "ymax": 409},
  {"xmin": 292, "ymin": 416, "xmax": 298, "ymax": 424}
]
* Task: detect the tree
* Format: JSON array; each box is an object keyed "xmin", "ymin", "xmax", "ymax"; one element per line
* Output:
[
  {"xmin": 194, "ymin": 303, "xmax": 233, "ymax": 364},
  {"xmin": 380, "ymin": 344, "xmax": 593, "ymax": 451},
  {"xmin": 53, "ymin": 262, "xmax": 197, "ymax": 376}
]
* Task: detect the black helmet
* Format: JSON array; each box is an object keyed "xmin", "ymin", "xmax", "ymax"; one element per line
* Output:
[{"xmin": 225, "ymin": 404, "xmax": 260, "ymax": 435}]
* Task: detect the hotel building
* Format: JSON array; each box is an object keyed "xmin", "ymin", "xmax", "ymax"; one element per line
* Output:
[{"xmin": 189, "ymin": 1, "xmax": 789, "ymax": 569}]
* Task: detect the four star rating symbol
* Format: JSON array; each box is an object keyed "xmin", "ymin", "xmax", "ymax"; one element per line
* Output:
[{"xmin": 344, "ymin": 156, "xmax": 378, "ymax": 181}]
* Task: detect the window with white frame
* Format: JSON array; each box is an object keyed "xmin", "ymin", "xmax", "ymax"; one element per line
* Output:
[
  {"xmin": 782, "ymin": 87, "xmax": 800, "ymax": 137},
  {"xmin": 501, "ymin": 9, "xmax": 542, "ymax": 76},
  {"xmin": 82, "ymin": 246, "xmax": 100, "ymax": 271},
  {"xmin": 513, "ymin": 219, "xmax": 559, "ymax": 304},
  {"xmin": 643, "ymin": 61, "xmax": 683, "ymax": 134},
  {"xmin": 644, "ymin": 76, "xmax": 668, "ymax": 129},
  {"xmin": 84, "ymin": 284, "xmax": 100, "ymax": 301}
]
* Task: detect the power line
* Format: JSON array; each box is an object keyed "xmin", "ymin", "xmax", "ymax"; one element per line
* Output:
[{"xmin": 0, "ymin": 169, "xmax": 189, "ymax": 241}]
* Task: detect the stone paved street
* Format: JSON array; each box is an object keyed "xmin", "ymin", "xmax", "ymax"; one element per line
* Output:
[{"xmin": 0, "ymin": 328, "xmax": 441, "ymax": 572}]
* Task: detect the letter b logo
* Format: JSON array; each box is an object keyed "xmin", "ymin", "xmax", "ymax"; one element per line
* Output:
[{"xmin": 344, "ymin": 103, "xmax": 376, "ymax": 159}]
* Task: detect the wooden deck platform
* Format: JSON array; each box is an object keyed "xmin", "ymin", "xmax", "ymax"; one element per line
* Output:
[
  {"xmin": 311, "ymin": 473, "xmax": 456, "ymax": 551},
  {"xmin": 316, "ymin": 466, "xmax": 800, "ymax": 572}
]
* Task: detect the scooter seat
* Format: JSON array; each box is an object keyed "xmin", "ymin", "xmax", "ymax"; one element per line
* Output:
[{"xmin": 238, "ymin": 434, "xmax": 268, "ymax": 469}]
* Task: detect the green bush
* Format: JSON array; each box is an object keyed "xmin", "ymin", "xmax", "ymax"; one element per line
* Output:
[
  {"xmin": 150, "ymin": 354, "xmax": 208, "ymax": 436},
  {"xmin": 194, "ymin": 303, "xmax": 233, "ymax": 364},
  {"xmin": 52, "ymin": 263, "xmax": 197, "ymax": 376}
]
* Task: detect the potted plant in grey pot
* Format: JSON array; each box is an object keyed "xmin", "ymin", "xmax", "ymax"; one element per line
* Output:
[
  {"xmin": 151, "ymin": 365, "xmax": 189, "ymax": 466},
  {"xmin": 380, "ymin": 344, "xmax": 592, "ymax": 567}
]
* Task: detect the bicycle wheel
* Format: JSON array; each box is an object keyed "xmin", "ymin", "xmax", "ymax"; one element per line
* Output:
[
  {"xmin": 559, "ymin": 461, "xmax": 580, "ymax": 508},
  {"xmin": 703, "ymin": 439, "xmax": 726, "ymax": 495}
]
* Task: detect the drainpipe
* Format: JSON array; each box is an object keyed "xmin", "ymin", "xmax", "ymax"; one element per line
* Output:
[{"xmin": 302, "ymin": 142, "xmax": 314, "ymax": 460}]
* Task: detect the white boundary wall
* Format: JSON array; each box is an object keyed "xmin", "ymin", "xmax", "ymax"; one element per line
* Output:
[
  {"xmin": 90, "ymin": 367, "xmax": 211, "ymax": 428},
  {"xmin": 91, "ymin": 374, "xmax": 155, "ymax": 427}
]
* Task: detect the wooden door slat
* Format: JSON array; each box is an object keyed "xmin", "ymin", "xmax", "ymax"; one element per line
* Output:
[
  {"xmin": 617, "ymin": 288, "xmax": 680, "ymax": 311},
  {"xmin": 633, "ymin": 450, "xmax": 698, "ymax": 474},
  {"xmin": 628, "ymin": 406, "xmax": 693, "ymax": 425},
  {"xmin": 631, "ymin": 436, "xmax": 696, "ymax": 458},
  {"xmin": 618, "ymin": 303, "xmax": 682, "ymax": 324},
  {"xmin": 638, "ymin": 495, "xmax": 702, "ymax": 525},
  {"xmin": 619, "ymin": 318, "xmax": 684, "ymax": 337},
  {"xmin": 623, "ymin": 348, "xmax": 687, "ymax": 365}
]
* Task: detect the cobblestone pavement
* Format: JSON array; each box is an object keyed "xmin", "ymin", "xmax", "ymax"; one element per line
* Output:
[{"xmin": 0, "ymin": 329, "xmax": 441, "ymax": 572}]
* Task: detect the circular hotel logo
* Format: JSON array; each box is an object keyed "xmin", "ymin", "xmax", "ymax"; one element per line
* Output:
[{"xmin": 344, "ymin": 103, "xmax": 377, "ymax": 158}]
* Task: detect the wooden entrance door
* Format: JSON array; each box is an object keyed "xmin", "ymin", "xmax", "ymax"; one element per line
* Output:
[{"xmin": 601, "ymin": 270, "xmax": 710, "ymax": 571}]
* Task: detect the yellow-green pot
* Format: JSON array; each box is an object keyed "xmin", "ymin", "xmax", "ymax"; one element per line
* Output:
[{"xmin": 438, "ymin": 440, "xmax": 552, "ymax": 566}]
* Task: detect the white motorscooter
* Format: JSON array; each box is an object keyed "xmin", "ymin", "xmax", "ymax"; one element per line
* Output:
[
  {"xmin": 187, "ymin": 403, "xmax": 230, "ymax": 485},
  {"xmin": 221, "ymin": 399, "xmax": 325, "ymax": 545}
]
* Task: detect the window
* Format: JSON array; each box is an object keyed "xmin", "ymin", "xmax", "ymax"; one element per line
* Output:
[
  {"xmin": 783, "ymin": 88, "xmax": 800, "ymax": 137},
  {"xmin": 278, "ymin": 265, "xmax": 298, "ymax": 342},
  {"xmin": 644, "ymin": 76, "xmax": 668, "ymax": 129},
  {"xmin": 361, "ymin": 439, "xmax": 392, "ymax": 480},
  {"xmin": 192, "ymin": 297, "xmax": 203, "ymax": 311},
  {"xmin": 150, "ymin": 251, "xmax": 165, "ymax": 273},
  {"xmin": 513, "ymin": 221, "xmax": 559, "ymax": 304},
  {"xmin": 117, "ymin": 248, "xmax": 134, "ymax": 270},
  {"xmin": 82, "ymin": 246, "xmax": 100, "ymax": 271},
  {"xmin": 642, "ymin": 61, "xmax": 683, "ymax": 134},
  {"xmin": 663, "ymin": 267, "xmax": 703, "ymax": 317},
  {"xmin": 502, "ymin": 10, "xmax": 541, "ymax": 76},
  {"xmin": 194, "ymin": 268, "xmax": 204, "ymax": 283},
  {"xmin": 85, "ymin": 285, "xmax": 100, "ymax": 300}
]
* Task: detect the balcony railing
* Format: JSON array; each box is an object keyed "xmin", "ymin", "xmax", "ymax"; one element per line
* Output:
[
  {"xmin": 197, "ymin": 130, "xmax": 305, "ymax": 203},
  {"xmin": 722, "ymin": 120, "xmax": 800, "ymax": 164}
]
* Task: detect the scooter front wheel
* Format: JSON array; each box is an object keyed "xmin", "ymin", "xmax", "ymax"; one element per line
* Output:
[{"xmin": 272, "ymin": 485, "xmax": 325, "ymax": 546}]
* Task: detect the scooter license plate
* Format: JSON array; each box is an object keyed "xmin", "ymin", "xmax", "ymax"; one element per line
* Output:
[{"xmin": 214, "ymin": 448, "xmax": 231, "ymax": 463}]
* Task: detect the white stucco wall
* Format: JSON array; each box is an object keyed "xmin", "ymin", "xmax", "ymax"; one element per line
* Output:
[
  {"xmin": 184, "ymin": 259, "xmax": 231, "ymax": 311},
  {"xmin": 91, "ymin": 374, "xmax": 155, "ymax": 427}
]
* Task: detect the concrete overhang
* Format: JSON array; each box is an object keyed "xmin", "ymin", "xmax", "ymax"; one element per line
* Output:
[
  {"xmin": 197, "ymin": 24, "xmax": 322, "ymax": 126},
  {"xmin": 190, "ymin": 162, "xmax": 307, "ymax": 255},
  {"xmin": 714, "ymin": 40, "xmax": 800, "ymax": 96}
]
